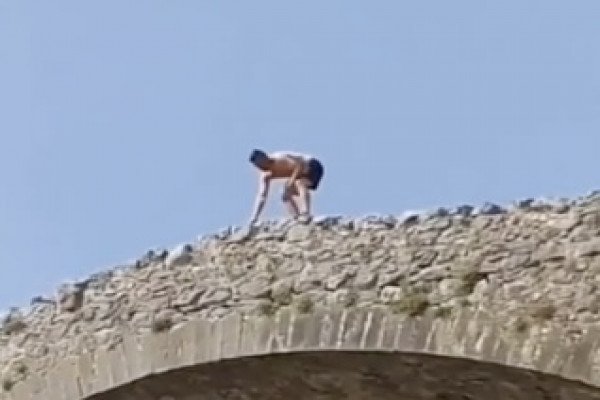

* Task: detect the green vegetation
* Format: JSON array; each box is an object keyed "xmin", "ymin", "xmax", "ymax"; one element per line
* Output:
[{"xmin": 389, "ymin": 293, "xmax": 430, "ymax": 317}]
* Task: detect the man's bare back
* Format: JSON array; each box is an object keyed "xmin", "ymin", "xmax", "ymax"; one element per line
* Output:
[{"xmin": 247, "ymin": 149, "xmax": 324, "ymax": 225}]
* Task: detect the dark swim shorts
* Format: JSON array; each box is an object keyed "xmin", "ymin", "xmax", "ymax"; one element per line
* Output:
[{"xmin": 305, "ymin": 158, "xmax": 324, "ymax": 190}]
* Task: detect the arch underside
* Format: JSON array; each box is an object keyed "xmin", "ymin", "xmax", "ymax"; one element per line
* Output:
[{"xmin": 88, "ymin": 351, "xmax": 600, "ymax": 400}]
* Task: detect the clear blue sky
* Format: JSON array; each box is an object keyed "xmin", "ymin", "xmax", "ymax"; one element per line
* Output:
[{"xmin": 1, "ymin": 1, "xmax": 599, "ymax": 310}]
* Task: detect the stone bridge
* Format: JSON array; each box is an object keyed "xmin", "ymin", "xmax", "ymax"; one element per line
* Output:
[{"xmin": 3, "ymin": 193, "xmax": 600, "ymax": 399}]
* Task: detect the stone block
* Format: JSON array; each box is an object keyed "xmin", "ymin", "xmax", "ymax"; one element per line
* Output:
[
  {"xmin": 272, "ymin": 308, "xmax": 293, "ymax": 353},
  {"xmin": 562, "ymin": 328, "xmax": 600, "ymax": 383},
  {"xmin": 335, "ymin": 308, "xmax": 368, "ymax": 350},
  {"xmin": 395, "ymin": 314, "xmax": 435, "ymax": 353},
  {"xmin": 215, "ymin": 313, "xmax": 242, "ymax": 360},
  {"xmin": 165, "ymin": 321, "xmax": 197, "ymax": 368},
  {"xmin": 246, "ymin": 314, "xmax": 284, "ymax": 355},
  {"xmin": 140, "ymin": 330, "xmax": 172, "ymax": 374},
  {"xmin": 428, "ymin": 317, "xmax": 455, "ymax": 356},
  {"xmin": 503, "ymin": 330, "xmax": 529, "ymax": 370},
  {"xmin": 447, "ymin": 308, "xmax": 473, "ymax": 353},
  {"xmin": 310, "ymin": 308, "xmax": 339, "ymax": 349},
  {"xmin": 241, "ymin": 308, "xmax": 293, "ymax": 354},
  {"xmin": 75, "ymin": 352, "xmax": 96, "ymax": 398},
  {"xmin": 44, "ymin": 368, "xmax": 65, "ymax": 400},
  {"xmin": 119, "ymin": 334, "xmax": 152, "ymax": 382},
  {"xmin": 286, "ymin": 224, "xmax": 313, "ymax": 242},
  {"xmin": 488, "ymin": 335, "xmax": 511, "ymax": 365},
  {"xmin": 188, "ymin": 319, "xmax": 213, "ymax": 365},
  {"xmin": 102, "ymin": 346, "xmax": 129, "ymax": 391},
  {"xmin": 165, "ymin": 244, "xmax": 193, "ymax": 267},
  {"xmin": 238, "ymin": 316, "xmax": 257, "ymax": 356},
  {"xmin": 377, "ymin": 314, "xmax": 402, "ymax": 351},
  {"xmin": 90, "ymin": 349, "xmax": 117, "ymax": 395},
  {"xmin": 287, "ymin": 312, "xmax": 323, "ymax": 352},
  {"xmin": 360, "ymin": 308, "xmax": 388, "ymax": 350},
  {"xmin": 62, "ymin": 361, "xmax": 85, "ymax": 399},
  {"xmin": 532, "ymin": 329, "xmax": 568, "ymax": 374},
  {"xmin": 463, "ymin": 318, "xmax": 496, "ymax": 361},
  {"xmin": 154, "ymin": 327, "xmax": 185, "ymax": 373}
]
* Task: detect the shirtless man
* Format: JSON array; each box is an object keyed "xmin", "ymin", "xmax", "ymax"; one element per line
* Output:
[{"xmin": 248, "ymin": 149, "xmax": 324, "ymax": 225}]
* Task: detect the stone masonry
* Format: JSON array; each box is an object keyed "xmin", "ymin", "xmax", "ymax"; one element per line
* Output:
[{"xmin": 3, "ymin": 192, "xmax": 600, "ymax": 399}]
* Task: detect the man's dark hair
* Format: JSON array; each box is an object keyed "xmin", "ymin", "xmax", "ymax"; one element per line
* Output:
[{"xmin": 249, "ymin": 149, "xmax": 268, "ymax": 165}]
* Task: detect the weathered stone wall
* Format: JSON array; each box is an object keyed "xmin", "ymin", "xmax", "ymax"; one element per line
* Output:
[{"xmin": 3, "ymin": 192, "xmax": 600, "ymax": 399}]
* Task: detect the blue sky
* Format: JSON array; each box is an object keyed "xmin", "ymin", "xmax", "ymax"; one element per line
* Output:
[{"xmin": 1, "ymin": 1, "xmax": 599, "ymax": 310}]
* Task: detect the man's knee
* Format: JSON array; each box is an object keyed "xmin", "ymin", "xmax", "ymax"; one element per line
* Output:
[{"xmin": 282, "ymin": 184, "xmax": 300, "ymax": 201}]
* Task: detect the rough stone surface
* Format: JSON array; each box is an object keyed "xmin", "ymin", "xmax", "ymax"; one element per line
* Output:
[{"xmin": 2, "ymin": 192, "xmax": 600, "ymax": 399}]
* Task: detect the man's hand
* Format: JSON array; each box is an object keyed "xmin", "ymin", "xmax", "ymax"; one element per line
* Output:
[
  {"xmin": 282, "ymin": 181, "xmax": 294, "ymax": 201},
  {"xmin": 248, "ymin": 216, "xmax": 258, "ymax": 227}
]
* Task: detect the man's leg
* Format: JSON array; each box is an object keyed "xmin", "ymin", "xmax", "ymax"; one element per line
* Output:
[
  {"xmin": 299, "ymin": 159, "xmax": 322, "ymax": 219},
  {"xmin": 294, "ymin": 179, "xmax": 311, "ymax": 216},
  {"xmin": 290, "ymin": 179, "xmax": 312, "ymax": 223},
  {"xmin": 282, "ymin": 185, "xmax": 301, "ymax": 218}
]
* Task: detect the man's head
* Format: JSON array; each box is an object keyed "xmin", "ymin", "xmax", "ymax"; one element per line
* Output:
[{"xmin": 249, "ymin": 149, "xmax": 272, "ymax": 170}]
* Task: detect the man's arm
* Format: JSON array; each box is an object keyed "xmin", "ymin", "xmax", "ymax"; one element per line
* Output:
[
  {"xmin": 285, "ymin": 155, "xmax": 305, "ymax": 189},
  {"xmin": 249, "ymin": 172, "xmax": 271, "ymax": 225}
]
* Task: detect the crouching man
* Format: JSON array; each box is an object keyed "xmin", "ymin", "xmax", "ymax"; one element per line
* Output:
[{"xmin": 247, "ymin": 149, "xmax": 324, "ymax": 226}]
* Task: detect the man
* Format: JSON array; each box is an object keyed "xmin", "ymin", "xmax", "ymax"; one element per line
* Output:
[{"xmin": 248, "ymin": 149, "xmax": 324, "ymax": 225}]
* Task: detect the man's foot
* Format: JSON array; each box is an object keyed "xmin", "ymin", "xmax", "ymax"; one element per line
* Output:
[{"xmin": 295, "ymin": 213, "xmax": 313, "ymax": 224}]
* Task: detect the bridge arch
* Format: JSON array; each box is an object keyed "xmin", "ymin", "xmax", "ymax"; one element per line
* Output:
[{"xmin": 9, "ymin": 306, "xmax": 600, "ymax": 399}]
